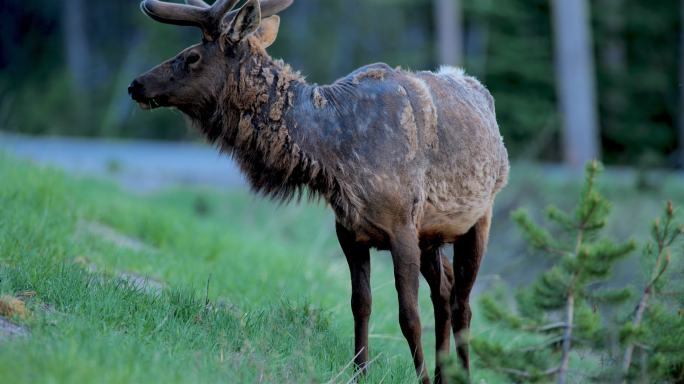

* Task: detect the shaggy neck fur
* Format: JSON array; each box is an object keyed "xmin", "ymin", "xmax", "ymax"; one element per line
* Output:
[{"xmin": 191, "ymin": 38, "xmax": 349, "ymax": 216}]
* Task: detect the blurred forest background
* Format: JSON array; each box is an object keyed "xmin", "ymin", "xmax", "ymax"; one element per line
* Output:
[{"xmin": 1, "ymin": 0, "xmax": 682, "ymax": 168}]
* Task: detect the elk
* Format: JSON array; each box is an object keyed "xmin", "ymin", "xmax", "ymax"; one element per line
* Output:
[{"xmin": 128, "ymin": 1, "xmax": 509, "ymax": 382}]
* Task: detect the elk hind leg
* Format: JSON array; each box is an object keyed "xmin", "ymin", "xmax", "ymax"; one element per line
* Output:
[
  {"xmin": 451, "ymin": 208, "xmax": 492, "ymax": 372},
  {"xmin": 420, "ymin": 245, "xmax": 454, "ymax": 384},
  {"xmin": 391, "ymin": 228, "xmax": 430, "ymax": 384}
]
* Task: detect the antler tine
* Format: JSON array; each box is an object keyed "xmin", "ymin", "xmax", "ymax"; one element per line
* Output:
[
  {"xmin": 209, "ymin": 0, "xmax": 241, "ymax": 18},
  {"xmin": 141, "ymin": 1, "xmax": 209, "ymax": 27},
  {"xmin": 141, "ymin": 0, "xmax": 241, "ymax": 40},
  {"xmin": 182, "ymin": 0, "xmax": 240, "ymax": 15},
  {"xmin": 185, "ymin": 0, "xmax": 209, "ymax": 7}
]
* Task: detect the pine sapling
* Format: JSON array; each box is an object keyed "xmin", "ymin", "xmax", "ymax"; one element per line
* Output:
[{"xmin": 473, "ymin": 161, "xmax": 635, "ymax": 383}]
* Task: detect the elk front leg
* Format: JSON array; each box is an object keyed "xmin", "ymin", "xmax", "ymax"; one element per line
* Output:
[
  {"xmin": 420, "ymin": 248, "xmax": 454, "ymax": 384},
  {"xmin": 336, "ymin": 222, "xmax": 372, "ymax": 373},
  {"xmin": 391, "ymin": 229, "xmax": 430, "ymax": 384}
]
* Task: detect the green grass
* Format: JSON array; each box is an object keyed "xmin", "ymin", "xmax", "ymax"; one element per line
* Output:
[
  {"xmin": 0, "ymin": 155, "xmax": 421, "ymax": 383},
  {"xmin": 1, "ymin": 154, "xmax": 682, "ymax": 383}
]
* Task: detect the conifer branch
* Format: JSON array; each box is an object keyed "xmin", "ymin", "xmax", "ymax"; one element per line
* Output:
[
  {"xmin": 622, "ymin": 201, "xmax": 682, "ymax": 381},
  {"xmin": 526, "ymin": 321, "xmax": 567, "ymax": 333},
  {"xmin": 496, "ymin": 366, "xmax": 561, "ymax": 380},
  {"xmin": 517, "ymin": 335, "xmax": 565, "ymax": 352}
]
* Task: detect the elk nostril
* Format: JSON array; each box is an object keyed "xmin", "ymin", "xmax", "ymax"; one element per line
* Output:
[{"xmin": 128, "ymin": 80, "xmax": 144, "ymax": 98}]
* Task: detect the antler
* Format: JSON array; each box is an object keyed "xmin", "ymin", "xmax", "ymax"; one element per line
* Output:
[
  {"xmin": 184, "ymin": 0, "xmax": 210, "ymax": 7},
  {"xmin": 183, "ymin": 0, "xmax": 293, "ymax": 16},
  {"xmin": 141, "ymin": 0, "xmax": 293, "ymax": 41},
  {"xmin": 141, "ymin": 0, "xmax": 239, "ymax": 40}
]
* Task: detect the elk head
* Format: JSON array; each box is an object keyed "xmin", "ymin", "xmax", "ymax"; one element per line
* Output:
[{"xmin": 128, "ymin": 0, "xmax": 292, "ymax": 114}]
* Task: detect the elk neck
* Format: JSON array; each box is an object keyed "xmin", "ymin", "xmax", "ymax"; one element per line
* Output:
[{"xmin": 199, "ymin": 39, "xmax": 345, "ymax": 211}]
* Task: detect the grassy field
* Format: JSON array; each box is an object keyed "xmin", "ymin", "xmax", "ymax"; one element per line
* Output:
[{"xmin": 1, "ymin": 154, "xmax": 682, "ymax": 383}]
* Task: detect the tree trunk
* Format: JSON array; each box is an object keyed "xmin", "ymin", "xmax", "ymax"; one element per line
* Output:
[
  {"xmin": 598, "ymin": 0, "xmax": 626, "ymax": 149},
  {"xmin": 558, "ymin": 292, "xmax": 574, "ymax": 384},
  {"xmin": 621, "ymin": 286, "xmax": 650, "ymax": 381},
  {"xmin": 680, "ymin": 0, "xmax": 684, "ymax": 167},
  {"xmin": 433, "ymin": 0, "xmax": 463, "ymax": 66},
  {"xmin": 551, "ymin": 0, "xmax": 600, "ymax": 169},
  {"xmin": 63, "ymin": 0, "xmax": 91, "ymax": 91}
]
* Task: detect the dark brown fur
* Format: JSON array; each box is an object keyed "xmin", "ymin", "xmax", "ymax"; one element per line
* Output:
[{"xmin": 130, "ymin": 1, "xmax": 509, "ymax": 382}]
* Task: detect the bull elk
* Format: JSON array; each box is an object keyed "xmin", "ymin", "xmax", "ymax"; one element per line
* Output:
[{"xmin": 128, "ymin": 0, "xmax": 509, "ymax": 382}]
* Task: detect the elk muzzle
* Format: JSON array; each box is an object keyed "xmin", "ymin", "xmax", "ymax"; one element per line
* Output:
[{"xmin": 128, "ymin": 74, "xmax": 170, "ymax": 110}]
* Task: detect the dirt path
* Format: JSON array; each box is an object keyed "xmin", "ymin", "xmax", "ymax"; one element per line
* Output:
[{"xmin": 0, "ymin": 132, "xmax": 245, "ymax": 191}]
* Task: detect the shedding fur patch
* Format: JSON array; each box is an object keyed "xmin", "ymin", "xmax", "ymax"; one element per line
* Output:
[
  {"xmin": 236, "ymin": 112, "xmax": 254, "ymax": 146},
  {"xmin": 312, "ymin": 87, "xmax": 327, "ymax": 109},
  {"xmin": 352, "ymin": 68, "xmax": 386, "ymax": 84},
  {"xmin": 270, "ymin": 100, "xmax": 284, "ymax": 121},
  {"xmin": 400, "ymin": 99, "xmax": 418, "ymax": 161},
  {"xmin": 403, "ymin": 75, "xmax": 439, "ymax": 151},
  {"xmin": 247, "ymin": 36, "xmax": 268, "ymax": 55},
  {"xmin": 262, "ymin": 67, "xmax": 275, "ymax": 86}
]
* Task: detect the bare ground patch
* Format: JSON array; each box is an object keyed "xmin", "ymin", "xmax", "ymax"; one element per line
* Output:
[
  {"xmin": 74, "ymin": 220, "xmax": 166, "ymax": 294},
  {"xmin": 74, "ymin": 256, "xmax": 167, "ymax": 295},
  {"xmin": 0, "ymin": 296, "xmax": 29, "ymax": 342},
  {"xmin": 76, "ymin": 219, "xmax": 156, "ymax": 253},
  {"xmin": 0, "ymin": 316, "xmax": 28, "ymax": 342}
]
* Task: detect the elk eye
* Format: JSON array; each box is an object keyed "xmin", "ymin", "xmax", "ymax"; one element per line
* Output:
[{"xmin": 186, "ymin": 53, "xmax": 201, "ymax": 65}]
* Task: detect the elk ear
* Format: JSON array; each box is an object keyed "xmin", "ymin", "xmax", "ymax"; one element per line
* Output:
[
  {"xmin": 223, "ymin": 0, "xmax": 261, "ymax": 44},
  {"xmin": 255, "ymin": 16, "xmax": 280, "ymax": 48}
]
